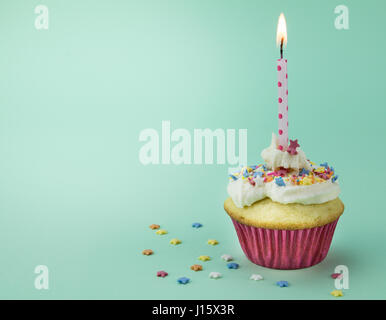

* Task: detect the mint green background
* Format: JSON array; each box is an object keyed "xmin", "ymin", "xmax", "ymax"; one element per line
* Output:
[{"xmin": 0, "ymin": 0, "xmax": 385, "ymax": 300}]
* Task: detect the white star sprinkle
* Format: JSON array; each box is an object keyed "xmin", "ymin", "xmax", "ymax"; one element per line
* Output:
[
  {"xmin": 221, "ymin": 254, "xmax": 233, "ymax": 262},
  {"xmin": 209, "ymin": 272, "xmax": 222, "ymax": 279},
  {"xmin": 250, "ymin": 274, "xmax": 264, "ymax": 281}
]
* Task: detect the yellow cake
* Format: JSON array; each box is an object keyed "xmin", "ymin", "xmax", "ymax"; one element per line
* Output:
[{"xmin": 224, "ymin": 197, "xmax": 344, "ymax": 230}]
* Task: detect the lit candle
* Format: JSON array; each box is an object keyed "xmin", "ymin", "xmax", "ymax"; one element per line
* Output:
[{"xmin": 276, "ymin": 13, "xmax": 288, "ymax": 151}]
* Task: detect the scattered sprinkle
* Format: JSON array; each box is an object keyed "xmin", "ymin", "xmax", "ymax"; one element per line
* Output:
[
  {"xmin": 156, "ymin": 229, "xmax": 168, "ymax": 235},
  {"xmin": 177, "ymin": 277, "xmax": 190, "ymax": 284},
  {"xmin": 250, "ymin": 274, "xmax": 264, "ymax": 281},
  {"xmin": 275, "ymin": 177, "xmax": 286, "ymax": 187},
  {"xmin": 229, "ymin": 174, "xmax": 238, "ymax": 181},
  {"xmin": 142, "ymin": 249, "xmax": 153, "ymax": 256},
  {"xmin": 198, "ymin": 255, "xmax": 211, "ymax": 261},
  {"xmin": 320, "ymin": 162, "xmax": 329, "ymax": 169},
  {"xmin": 331, "ymin": 273, "xmax": 343, "ymax": 279},
  {"xmin": 156, "ymin": 271, "xmax": 168, "ymax": 277},
  {"xmin": 257, "ymin": 171, "xmax": 265, "ymax": 178},
  {"xmin": 330, "ymin": 290, "xmax": 344, "ymax": 297},
  {"xmin": 209, "ymin": 272, "xmax": 222, "ymax": 279},
  {"xmin": 227, "ymin": 160, "xmax": 339, "ymax": 187},
  {"xmin": 227, "ymin": 262, "xmax": 239, "ymax": 269},
  {"xmin": 276, "ymin": 280, "xmax": 289, "ymax": 287},
  {"xmin": 207, "ymin": 239, "xmax": 219, "ymax": 246},
  {"xmin": 192, "ymin": 222, "xmax": 203, "ymax": 228},
  {"xmin": 149, "ymin": 224, "xmax": 160, "ymax": 230},
  {"xmin": 190, "ymin": 264, "xmax": 203, "ymax": 271},
  {"xmin": 299, "ymin": 168, "xmax": 310, "ymax": 176},
  {"xmin": 170, "ymin": 238, "xmax": 181, "ymax": 245},
  {"xmin": 221, "ymin": 254, "xmax": 233, "ymax": 262}
]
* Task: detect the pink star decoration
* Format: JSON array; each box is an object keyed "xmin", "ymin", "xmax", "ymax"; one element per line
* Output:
[
  {"xmin": 287, "ymin": 139, "xmax": 300, "ymax": 155},
  {"xmin": 157, "ymin": 271, "xmax": 168, "ymax": 278}
]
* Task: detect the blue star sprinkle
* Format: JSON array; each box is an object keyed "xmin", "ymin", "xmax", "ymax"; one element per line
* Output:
[
  {"xmin": 275, "ymin": 177, "xmax": 286, "ymax": 187},
  {"xmin": 254, "ymin": 171, "xmax": 264, "ymax": 178},
  {"xmin": 227, "ymin": 262, "xmax": 239, "ymax": 269},
  {"xmin": 320, "ymin": 162, "xmax": 329, "ymax": 169},
  {"xmin": 177, "ymin": 277, "xmax": 190, "ymax": 284},
  {"xmin": 192, "ymin": 222, "xmax": 203, "ymax": 228},
  {"xmin": 229, "ymin": 174, "xmax": 238, "ymax": 181},
  {"xmin": 276, "ymin": 281, "xmax": 289, "ymax": 287},
  {"xmin": 299, "ymin": 168, "xmax": 310, "ymax": 176},
  {"xmin": 332, "ymin": 175, "xmax": 338, "ymax": 183},
  {"xmin": 242, "ymin": 168, "xmax": 249, "ymax": 178}
]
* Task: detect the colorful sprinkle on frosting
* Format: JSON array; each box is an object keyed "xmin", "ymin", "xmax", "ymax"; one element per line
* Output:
[{"xmin": 228, "ymin": 160, "xmax": 338, "ymax": 187}]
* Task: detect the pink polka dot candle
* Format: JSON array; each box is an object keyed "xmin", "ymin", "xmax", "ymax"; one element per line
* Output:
[{"xmin": 276, "ymin": 13, "xmax": 288, "ymax": 151}]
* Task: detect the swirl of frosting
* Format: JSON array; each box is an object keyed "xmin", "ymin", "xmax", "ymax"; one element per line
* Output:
[{"xmin": 261, "ymin": 133, "xmax": 312, "ymax": 171}]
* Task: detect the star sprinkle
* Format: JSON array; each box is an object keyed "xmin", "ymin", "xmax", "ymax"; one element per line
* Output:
[
  {"xmin": 149, "ymin": 224, "xmax": 160, "ymax": 230},
  {"xmin": 192, "ymin": 222, "xmax": 203, "ymax": 228},
  {"xmin": 177, "ymin": 277, "xmax": 190, "ymax": 285},
  {"xmin": 332, "ymin": 175, "xmax": 338, "ymax": 183},
  {"xmin": 314, "ymin": 167, "xmax": 325, "ymax": 173},
  {"xmin": 331, "ymin": 273, "xmax": 343, "ymax": 279},
  {"xmin": 156, "ymin": 271, "xmax": 168, "ymax": 277},
  {"xmin": 227, "ymin": 262, "xmax": 239, "ymax": 269},
  {"xmin": 207, "ymin": 239, "xmax": 219, "ymax": 246},
  {"xmin": 156, "ymin": 229, "xmax": 167, "ymax": 235},
  {"xmin": 209, "ymin": 272, "xmax": 222, "ymax": 279},
  {"xmin": 170, "ymin": 238, "xmax": 181, "ymax": 245},
  {"xmin": 330, "ymin": 290, "xmax": 344, "ymax": 297},
  {"xmin": 275, "ymin": 177, "xmax": 286, "ymax": 187},
  {"xmin": 299, "ymin": 168, "xmax": 310, "ymax": 176},
  {"xmin": 287, "ymin": 139, "xmax": 299, "ymax": 155},
  {"xmin": 221, "ymin": 254, "xmax": 233, "ymax": 262},
  {"xmin": 250, "ymin": 274, "xmax": 263, "ymax": 281},
  {"xmin": 254, "ymin": 171, "xmax": 264, "ymax": 178},
  {"xmin": 142, "ymin": 249, "xmax": 153, "ymax": 256},
  {"xmin": 190, "ymin": 264, "xmax": 203, "ymax": 271},
  {"xmin": 229, "ymin": 174, "xmax": 238, "ymax": 181},
  {"xmin": 198, "ymin": 255, "xmax": 211, "ymax": 261},
  {"xmin": 320, "ymin": 162, "xmax": 329, "ymax": 169},
  {"xmin": 276, "ymin": 280, "xmax": 289, "ymax": 287}
]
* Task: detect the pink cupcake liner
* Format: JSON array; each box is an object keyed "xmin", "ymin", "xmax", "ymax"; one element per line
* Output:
[{"xmin": 231, "ymin": 218, "xmax": 339, "ymax": 270}]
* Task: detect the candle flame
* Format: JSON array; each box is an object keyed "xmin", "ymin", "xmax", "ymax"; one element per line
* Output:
[{"xmin": 276, "ymin": 13, "xmax": 287, "ymax": 46}]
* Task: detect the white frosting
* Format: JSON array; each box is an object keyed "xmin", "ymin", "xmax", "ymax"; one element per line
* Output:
[
  {"xmin": 261, "ymin": 133, "xmax": 312, "ymax": 171},
  {"xmin": 227, "ymin": 133, "xmax": 340, "ymax": 208},
  {"xmin": 227, "ymin": 177, "xmax": 340, "ymax": 208}
]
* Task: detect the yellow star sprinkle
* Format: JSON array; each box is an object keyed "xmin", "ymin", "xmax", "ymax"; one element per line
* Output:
[
  {"xmin": 156, "ymin": 229, "xmax": 168, "ymax": 235},
  {"xmin": 330, "ymin": 290, "xmax": 344, "ymax": 297},
  {"xmin": 302, "ymin": 177, "xmax": 313, "ymax": 185},
  {"xmin": 198, "ymin": 255, "xmax": 211, "ymax": 261},
  {"xmin": 207, "ymin": 239, "xmax": 219, "ymax": 246},
  {"xmin": 314, "ymin": 167, "xmax": 325, "ymax": 173},
  {"xmin": 170, "ymin": 238, "xmax": 181, "ymax": 245}
]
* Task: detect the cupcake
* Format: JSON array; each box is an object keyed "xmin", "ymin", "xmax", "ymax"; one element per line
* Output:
[{"xmin": 224, "ymin": 133, "xmax": 344, "ymax": 270}]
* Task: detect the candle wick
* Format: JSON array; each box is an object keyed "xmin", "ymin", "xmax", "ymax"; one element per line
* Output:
[{"xmin": 280, "ymin": 38, "xmax": 283, "ymax": 59}]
